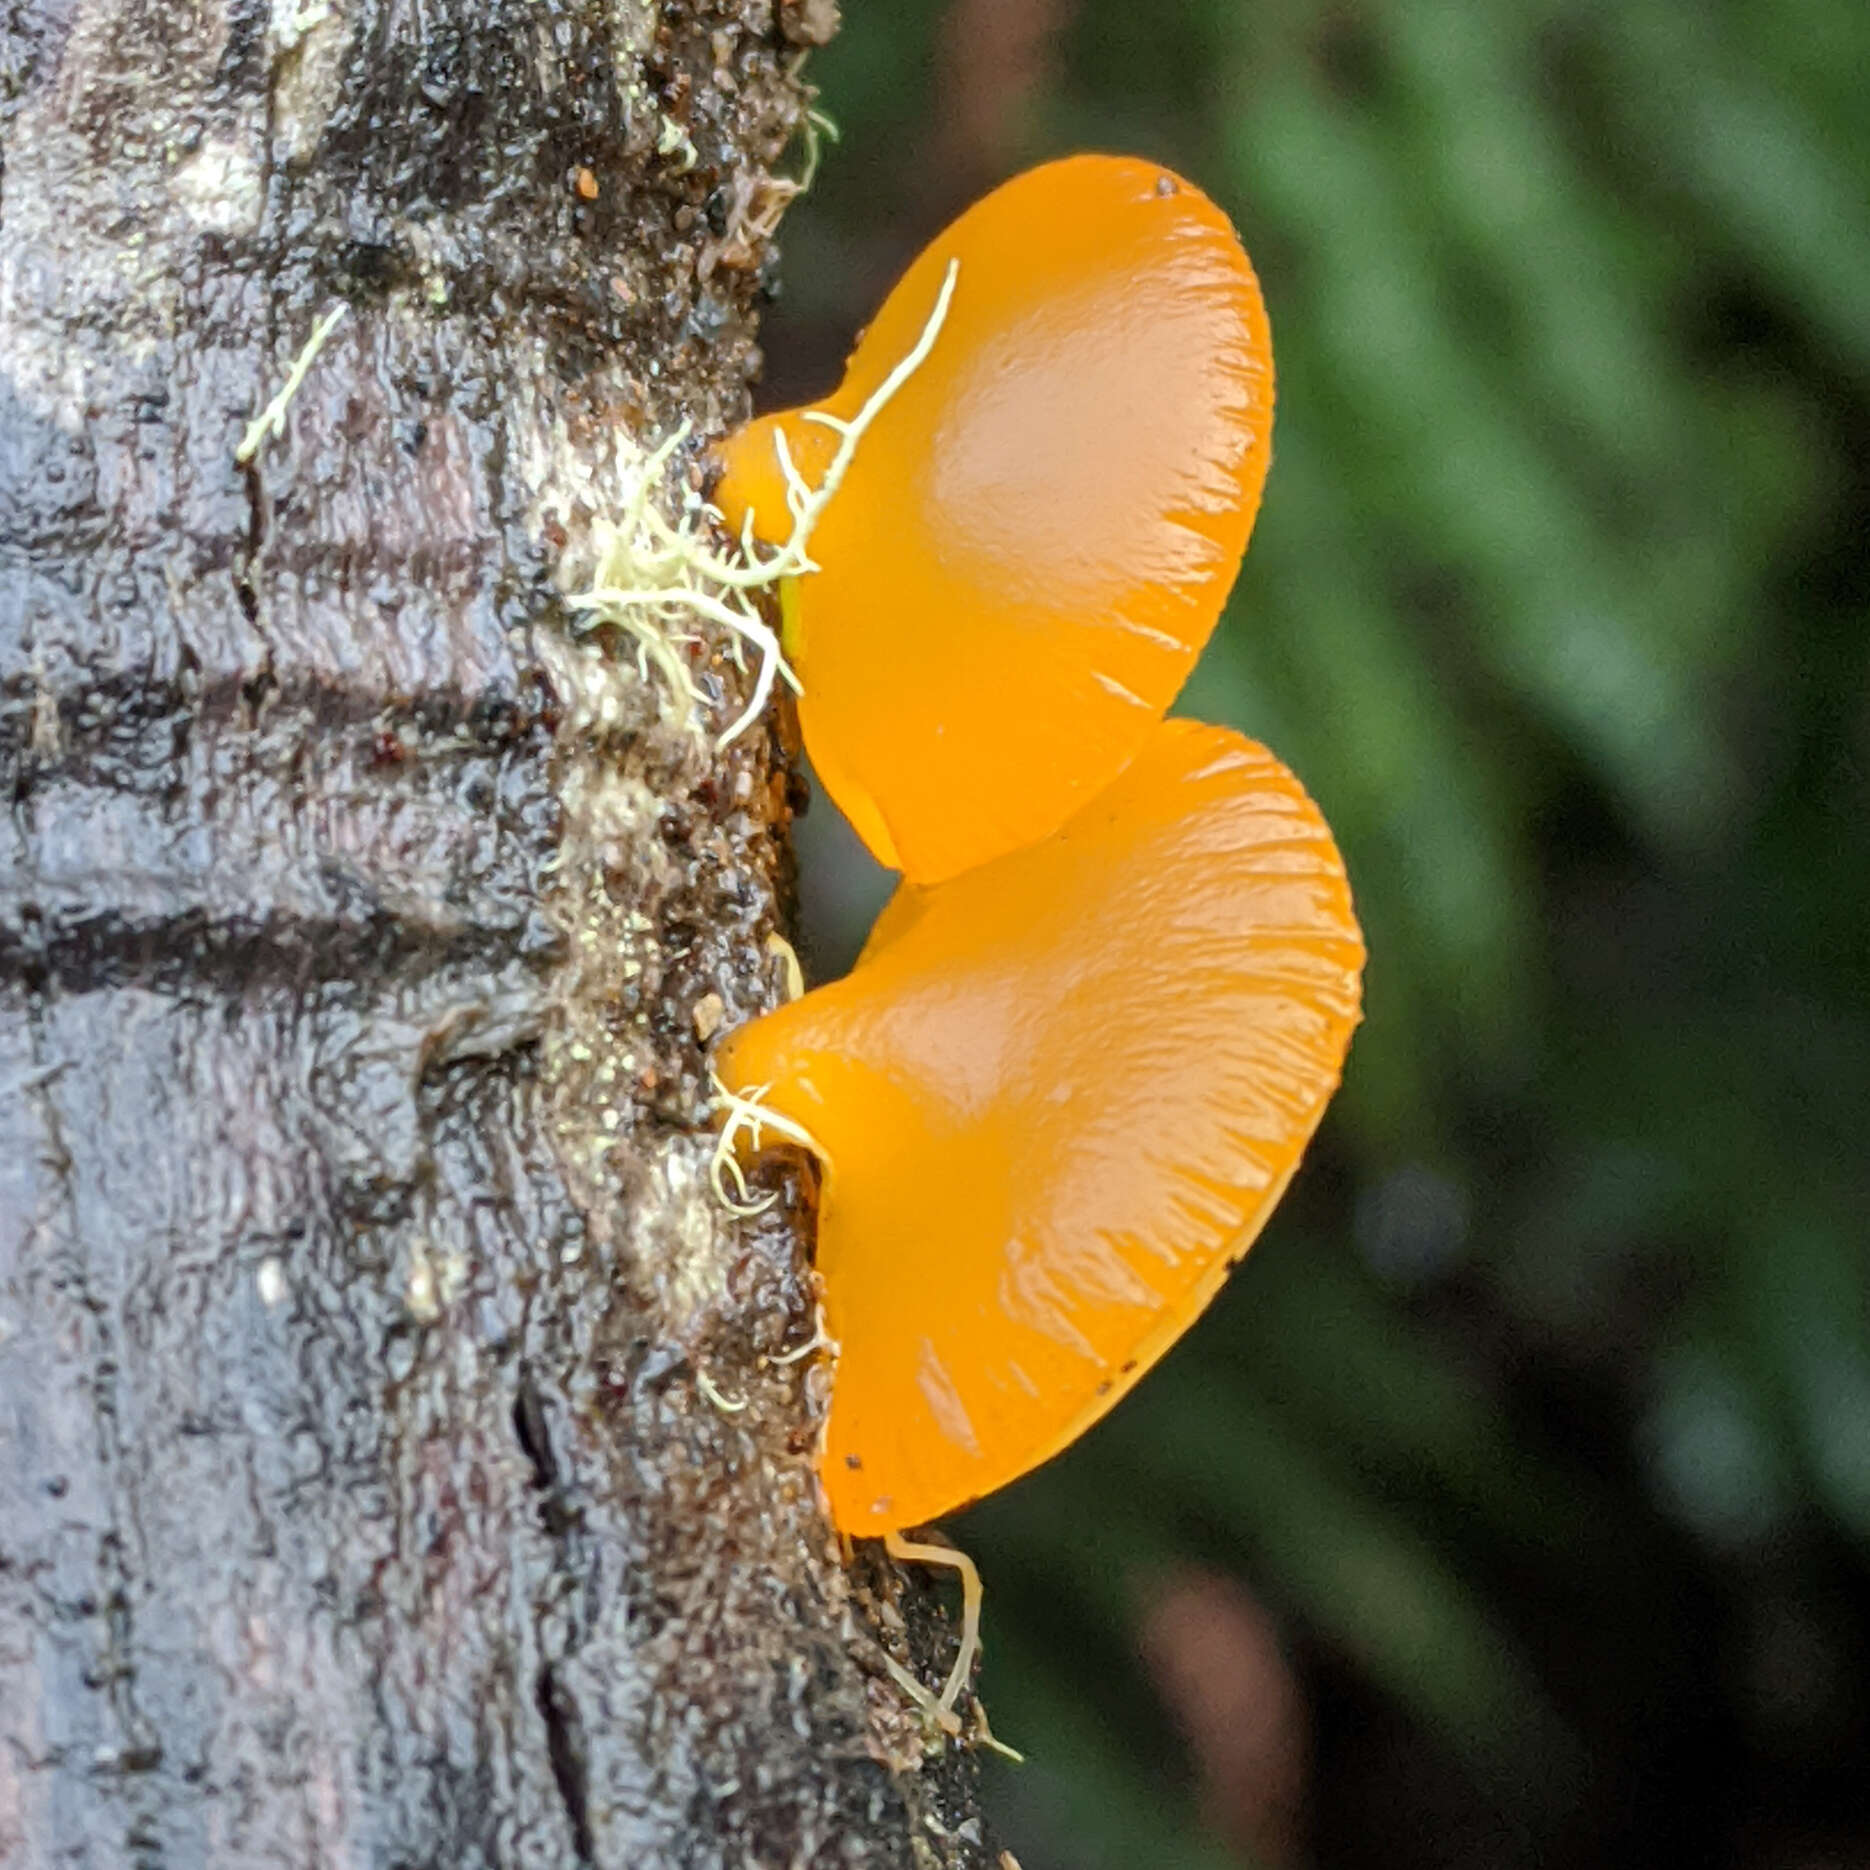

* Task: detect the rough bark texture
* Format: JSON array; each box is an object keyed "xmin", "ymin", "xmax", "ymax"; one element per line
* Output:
[{"xmin": 0, "ymin": 1, "xmax": 993, "ymax": 1863}]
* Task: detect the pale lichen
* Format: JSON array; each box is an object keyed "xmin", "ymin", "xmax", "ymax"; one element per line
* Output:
[
  {"xmin": 235, "ymin": 304, "xmax": 348, "ymax": 465},
  {"xmin": 564, "ymin": 259, "xmax": 960, "ymax": 750},
  {"xmin": 707, "ymin": 1072, "xmax": 825, "ymax": 1219}
]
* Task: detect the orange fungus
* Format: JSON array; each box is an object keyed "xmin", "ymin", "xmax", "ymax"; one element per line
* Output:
[
  {"xmin": 710, "ymin": 155, "xmax": 1275, "ymax": 884},
  {"xmin": 716, "ymin": 720, "xmax": 1364, "ymax": 1534}
]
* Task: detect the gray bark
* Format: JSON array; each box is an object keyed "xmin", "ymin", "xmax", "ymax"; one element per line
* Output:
[{"xmin": 0, "ymin": 0, "xmax": 991, "ymax": 1862}]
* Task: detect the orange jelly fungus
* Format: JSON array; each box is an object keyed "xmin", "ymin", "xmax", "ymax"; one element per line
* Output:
[
  {"xmin": 717, "ymin": 720, "xmax": 1364, "ymax": 1535},
  {"xmin": 710, "ymin": 154, "xmax": 1275, "ymax": 885}
]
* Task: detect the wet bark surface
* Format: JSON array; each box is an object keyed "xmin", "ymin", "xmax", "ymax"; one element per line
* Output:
[{"xmin": 0, "ymin": 0, "xmax": 991, "ymax": 1862}]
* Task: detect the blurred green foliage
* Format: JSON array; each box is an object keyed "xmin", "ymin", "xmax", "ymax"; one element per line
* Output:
[{"xmin": 762, "ymin": 2, "xmax": 1870, "ymax": 1863}]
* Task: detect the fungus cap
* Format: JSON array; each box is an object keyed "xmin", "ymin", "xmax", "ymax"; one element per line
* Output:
[
  {"xmin": 717, "ymin": 720, "xmax": 1364, "ymax": 1534},
  {"xmin": 712, "ymin": 155, "xmax": 1275, "ymax": 883}
]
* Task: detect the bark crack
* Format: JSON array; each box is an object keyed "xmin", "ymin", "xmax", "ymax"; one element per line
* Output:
[
  {"xmin": 537, "ymin": 1662, "xmax": 596, "ymax": 1866},
  {"xmin": 236, "ymin": 456, "xmax": 264, "ymax": 629}
]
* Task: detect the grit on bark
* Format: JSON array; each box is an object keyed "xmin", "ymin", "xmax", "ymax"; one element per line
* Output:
[{"xmin": 0, "ymin": 0, "xmax": 993, "ymax": 1862}]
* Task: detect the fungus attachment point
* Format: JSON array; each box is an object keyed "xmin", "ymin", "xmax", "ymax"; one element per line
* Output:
[
  {"xmin": 715, "ymin": 720, "xmax": 1364, "ymax": 1533},
  {"xmin": 712, "ymin": 155, "xmax": 1276, "ymax": 883}
]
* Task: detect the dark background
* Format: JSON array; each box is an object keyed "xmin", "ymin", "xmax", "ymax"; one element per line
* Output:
[{"xmin": 753, "ymin": 3, "xmax": 1870, "ymax": 1864}]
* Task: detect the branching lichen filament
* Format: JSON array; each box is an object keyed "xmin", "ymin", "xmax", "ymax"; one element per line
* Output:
[
  {"xmin": 707, "ymin": 1072, "xmax": 826, "ymax": 1218},
  {"xmin": 566, "ymin": 261, "xmax": 959, "ymax": 748}
]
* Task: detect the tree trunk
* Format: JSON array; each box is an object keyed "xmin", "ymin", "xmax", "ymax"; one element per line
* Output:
[{"xmin": 0, "ymin": 1, "xmax": 992, "ymax": 1862}]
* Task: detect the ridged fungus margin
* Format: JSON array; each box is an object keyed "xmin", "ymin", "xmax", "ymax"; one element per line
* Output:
[
  {"xmin": 699, "ymin": 155, "xmax": 1360, "ymax": 1736},
  {"xmin": 710, "ymin": 154, "xmax": 1275, "ymax": 884},
  {"xmin": 716, "ymin": 721, "xmax": 1364, "ymax": 1537}
]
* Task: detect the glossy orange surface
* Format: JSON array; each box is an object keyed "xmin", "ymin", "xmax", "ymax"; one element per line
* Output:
[
  {"xmin": 717, "ymin": 721, "xmax": 1364, "ymax": 1534},
  {"xmin": 712, "ymin": 155, "xmax": 1275, "ymax": 884}
]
